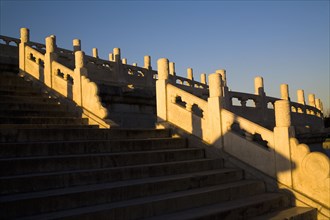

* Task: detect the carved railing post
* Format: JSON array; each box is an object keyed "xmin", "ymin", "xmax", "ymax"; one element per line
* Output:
[
  {"xmin": 144, "ymin": 55, "xmax": 153, "ymax": 87},
  {"xmin": 280, "ymin": 84, "xmax": 290, "ymax": 101},
  {"xmin": 92, "ymin": 48, "xmax": 98, "ymax": 58},
  {"xmin": 297, "ymin": 89, "xmax": 305, "ymax": 105},
  {"xmin": 216, "ymin": 69, "xmax": 229, "ymax": 107},
  {"xmin": 113, "ymin": 47, "xmax": 123, "ymax": 82},
  {"xmin": 254, "ymin": 76, "xmax": 264, "ymax": 96},
  {"xmin": 200, "ymin": 73, "xmax": 206, "ymax": 85},
  {"xmin": 19, "ymin": 28, "xmax": 29, "ymax": 73},
  {"xmin": 207, "ymin": 72, "xmax": 224, "ymax": 146},
  {"xmin": 156, "ymin": 58, "xmax": 169, "ymax": 123},
  {"xmin": 45, "ymin": 36, "xmax": 57, "ymax": 88},
  {"xmin": 308, "ymin": 94, "xmax": 316, "ymax": 107},
  {"xmin": 274, "ymin": 99, "xmax": 295, "ymax": 187},
  {"xmin": 187, "ymin": 68, "xmax": 194, "ymax": 86},
  {"xmin": 73, "ymin": 39, "xmax": 81, "ymax": 52},
  {"xmin": 109, "ymin": 53, "xmax": 114, "ymax": 62},
  {"xmin": 169, "ymin": 62, "xmax": 176, "ymax": 76},
  {"xmin": 73, "ymin": 51, "xmax": 86, "ymax": 105}
]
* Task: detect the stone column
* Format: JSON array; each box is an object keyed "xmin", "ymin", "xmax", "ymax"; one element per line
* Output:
[
  {"xmin": 156, "ymin": 58, "xmax": 169, "ymax": 123},
  {"xmin": 73, "ymin": 51, "xmax": 87, "ymax": 106},
  {"xmin": 122, "ymin": 58, "xmax": 127, "ymax": 64},
  {"xmin": 19, "ymin": 28, "xmax": 30, "ymax": 72},
  {"xmin": 44, "ymin": 36, "xmax": 57, "ymax": 88},
  {"xmin": 169, "ymin": 62, "xmax": 176, "ymax": 76},
  {"xmin": 274, "ymin": 100, "xmax": 295, "ymax": 187},
  {"xmin": 201, "ymin": 73, "xmax": 207, "ymax": 84},
  {"xmin": 92, "ymin": 48, "xmax": 98, "ymax": 58},
  {"xmin": 308, "ymin": 94, "xmax": 315, "ymax": 107},
  {"xmin": 297, "ymin": 89, "xmax": 305, "ymax": 105},
  {"xmin": 207, "ymin": 72, "xmax": 224, "ymax": 146},
  {"xmin": 280, "ymin": 84, "xmax": 290, "ymax": 100},
  {"xmin": 144, "ymin": 55, "xmax": 151, "ymax": 69},
  {"xmin": 73, "ymin": 39, "xmax": 81, "ymax": 52}
]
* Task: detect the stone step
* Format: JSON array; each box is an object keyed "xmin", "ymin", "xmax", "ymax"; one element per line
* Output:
[
  {"xmin": 16, "ymin": 183, "xmax": 278, "ymax": 220},
  {"xmin": 0, "ymin": 124, "xmax": 97, "ymax": 130},
  {"xmin": 0, "ymin": 94, "xmax": 59, "ymax": 103},
  {"xmin": 0, "ymin": 128, "xmax": 172, "ymax": 143},
  {"xmin": 0, "ymin": 85, "xmax": 42, "ymax": 93},
  {"xmin": 0, "ymin": 169, "xmax": 244, "ymax": 218},
  {"xmin": 0, "ymin": 116, "xmax": 88, "ymax": 125},
  {"xmin": 144, "ymin": 193, "xmax": 289, "ymax": 220},
  {"xmin": 0, "ymin": 148, "xmax": 205, "ymax": 176},
  {"xmin": 0, "ymin": 137, "xmax": 187, "ymax": 158},
  {"xmin": 0, "ymin": 102, "xmax": 68, "ymax": 111},
  {"xmin": 251, "ymin": 207, "xmax": 317, "ymax": 220},
  {"xmin": 0, "ymin": 74, "xmax": 31, "ymax": 84},
  {"xmin": 0, "ymin": 109, "xmax": 79, "ymax": 117},
  {"xmin": 0, "ymin": 158, "xmax": 223, "ymax": 195},
  {"xmin": 0, "ymin": 88, "xmax": 47, "ymax": 96}
]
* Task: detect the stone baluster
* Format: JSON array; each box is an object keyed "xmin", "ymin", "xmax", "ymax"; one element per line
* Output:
[
  {"xmin": 19, "ymin": 28, "xmax": 30, "ymax": 72},
  {"xmin": 73, "ymin": 39, "xmax": 81, "ymax": 52},
  {"xmin": 308, "ymin": 94, "xmax": 316, "ymax": 107},
  {"xmin": 297, "ymin": 89, "xmax": 305, "ymax": 105},
  {"xmin": 280, "ymin": 84, "xmax": 290, "ymax": 101},
  {"xmin": 156, "ymin": 58, "xmax": 169, "ymax": 123},
  {"xmin": 274, "ymin": 99, "xmax": 295, "ymax": 187},
  {"xmin": 186, "ymin": 103, "xmax": 192, "ymax": 112},
  {"xmin": 92, "ymin": 48, "xmax": 98, "ymax": 58},
  {"xmin": 45, "ymin": 36, "xmax": 57, "ymax": 88}
]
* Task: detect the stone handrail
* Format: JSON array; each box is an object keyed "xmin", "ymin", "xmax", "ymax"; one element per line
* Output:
[
  {"xmin": 172, "ymin": 75, "xmax": 208, "ymax": 89},
  {"xmin": 121, "ymin": 63, "xmax": 155, "ymax": 88},
  {"xmin": 165, "ymin": 83, "xmax": 210, "ymax": 142},
  {"xmin": 0, "ymin": 35, "xmax": 20, "ymax": 46},
  {"xmin": 221, "ymin": 109, "xmax": 275, "ymax": 148},
  {"xmin": 225, "ymin": 86, "xmax": 323, "ymax": 132},
  {"xmin": 24, "ymin": 46, "xmax": 45, "ymax": 74},
  {"xmin": 156, "ymin": 58, "xmax": 329, "ymax": 218},
  {"xmin": 19, "ymin": 28, "xmax": 111, "ymax": 128}
]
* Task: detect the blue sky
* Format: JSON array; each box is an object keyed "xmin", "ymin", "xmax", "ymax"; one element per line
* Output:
[{"xmin": 1, "ymin": 0, "xmax": 329, "ymax": 112}]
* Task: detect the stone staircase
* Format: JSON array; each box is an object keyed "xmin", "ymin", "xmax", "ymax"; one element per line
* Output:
[{"xmin": 0, "ymin": 70, "xmax": 317, "ymax": 219}]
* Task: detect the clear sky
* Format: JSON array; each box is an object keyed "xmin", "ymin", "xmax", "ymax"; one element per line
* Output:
[{"xmin": 1, "ymin": 0, "xmax": 329, "ymax": 112}]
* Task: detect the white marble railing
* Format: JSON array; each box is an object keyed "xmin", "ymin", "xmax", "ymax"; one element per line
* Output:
[
  {"xmin": 156, "ymin": 58, "xmax": 329, "ymax": 218},
  {"xmin": 18, "ymin": 28, "xmax": 110, "ymax": 128},
  {"xmin": 0, "ymin": 35, "xmax": 20, "ymax": 46}
]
